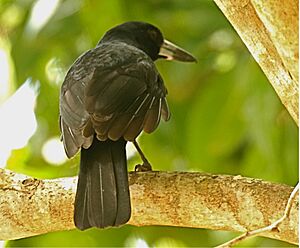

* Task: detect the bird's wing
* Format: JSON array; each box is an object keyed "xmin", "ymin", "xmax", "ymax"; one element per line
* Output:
[
  {"xmin": 85, "ymin": 57, "xmax": 170, "ymax": 142},
  {"xmin": 60, "ymin": 45, "xmax": 170, "ymax": 158},
  {"xmin": 60, "ymin": 50, "xmax": 95, "ymax": 158}
]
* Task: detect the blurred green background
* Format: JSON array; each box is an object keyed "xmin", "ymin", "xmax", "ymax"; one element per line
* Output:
[{"xmin": 0, "ymin": 0, "xmax": 298, "ymax": 247}]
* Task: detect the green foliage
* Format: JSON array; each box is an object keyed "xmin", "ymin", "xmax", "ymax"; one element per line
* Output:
[{"xmin": 1, "ymin": 0, "xmax": 297, "ymax": 247}]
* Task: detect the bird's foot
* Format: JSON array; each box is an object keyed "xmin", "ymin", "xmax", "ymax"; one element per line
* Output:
[
  {"xmin": 135, "ymin": 162, "xmax": 152, "ymax": 172},
  {"xmin": 133, "ymin": 140, "xmax": 153, "ymax": 172}
]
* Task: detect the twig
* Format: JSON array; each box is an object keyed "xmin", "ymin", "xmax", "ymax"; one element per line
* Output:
[{"xmin": 216, "ymin": 183, "xmax": 299, "ymax": 247}]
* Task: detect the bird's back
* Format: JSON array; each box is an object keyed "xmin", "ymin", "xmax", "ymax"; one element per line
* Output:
[{"xmin": 60, "ymin": 41, "xmax": 169, "ymax": 158}]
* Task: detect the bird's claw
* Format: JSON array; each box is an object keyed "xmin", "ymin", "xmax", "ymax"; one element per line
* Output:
[{"xmin": 135, "ymin": 162, "xmax": 152, "ymax": 172}]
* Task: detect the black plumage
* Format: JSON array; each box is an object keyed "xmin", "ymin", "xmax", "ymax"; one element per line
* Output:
[{"xmin": 59, "ymin": 21, "xmax": 196, "ymax": 230}]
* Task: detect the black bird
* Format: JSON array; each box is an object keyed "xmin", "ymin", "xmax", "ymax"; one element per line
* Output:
[{"xmin": 59, "ymin": 21, "xmax": 196, "ymax": 230}]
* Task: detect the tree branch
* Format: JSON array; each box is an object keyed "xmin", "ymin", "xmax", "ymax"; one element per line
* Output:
[
  {"xmin": 216, "ymin": 183, "xmax": 299, "ymax": 247},
  {"xmin": 213, "ymin": 0, "xmax": 299, "ymax": 125},
  {"xmin": 0, "ymin": 168, "xmax": 298, "ymax": 244}
]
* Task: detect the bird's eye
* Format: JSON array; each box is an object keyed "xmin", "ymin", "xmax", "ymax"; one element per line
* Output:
[{"xmin": 147, "ymin": 29, "xmax": 158, "ymax": 42}]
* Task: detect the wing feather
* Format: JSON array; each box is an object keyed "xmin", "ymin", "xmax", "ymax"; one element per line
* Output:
[
  {"xmin": 161, "ymin": 97, "xmax": 170, "ymax": 121},
  {"xmin": 60, "ymin": 43, "xmax": 170, "ymax": 156},
  {"xmin": 143, "ymin": 97, "xmax": 162, "ymax": 133}
]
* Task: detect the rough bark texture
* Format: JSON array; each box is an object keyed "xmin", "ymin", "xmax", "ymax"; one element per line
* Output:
[
  {"xmin": 214, "ymin": 0, "xmax": 299, "ymax": 125},
  {"xmin": 0, "ymin": 168, "xmax": 298, "ymax": 244}
]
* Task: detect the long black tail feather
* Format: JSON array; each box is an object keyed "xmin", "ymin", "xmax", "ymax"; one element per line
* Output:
[{"xmin": 74, "ymin": 138, "xmax": 131, "ymax": 230}]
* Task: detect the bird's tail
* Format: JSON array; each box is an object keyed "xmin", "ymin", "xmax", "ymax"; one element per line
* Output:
[{"xmin": 74, "ymin": 138, "xmax": 131, "ymax": 230}]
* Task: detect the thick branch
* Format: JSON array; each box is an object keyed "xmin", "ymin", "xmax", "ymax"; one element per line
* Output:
[
  {"xmin": 0, "ymin": 168, "xmax": 298, "ymax": 244},
  {"xmin": 214, "ymin": 0, "xmax": 299, "ymax": 124}
]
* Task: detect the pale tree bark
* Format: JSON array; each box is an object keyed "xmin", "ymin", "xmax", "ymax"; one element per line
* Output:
[
  {"xmin": 214, "ymin": 0, "xmax": 299, "ymax": 125},
  {"xmin": 210, "ymin": 1, "xmax": 299, "ymax": 246},
  {"xmin": 0, "ymin": 168, "xmax": 298, "ymax": 244}
]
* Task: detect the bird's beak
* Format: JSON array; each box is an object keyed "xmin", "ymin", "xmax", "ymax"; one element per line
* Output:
[{"xmin": 159, "ymin": 39, "xmax": 197, "ymax": 62}]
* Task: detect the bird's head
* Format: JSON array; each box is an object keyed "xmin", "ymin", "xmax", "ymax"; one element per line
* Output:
[{"xmin": 99, "ymin": 21, "xmax": 197, "ymax": 62}]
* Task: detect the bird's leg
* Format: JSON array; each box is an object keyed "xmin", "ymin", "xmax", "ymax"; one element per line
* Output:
[{"xmin": 133, "ymin": 140, "xmax": 152, "ymax": 172}]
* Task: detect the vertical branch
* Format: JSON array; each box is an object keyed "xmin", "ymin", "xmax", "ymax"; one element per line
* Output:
[{"xmin": 213, "ymin": 0, "xmax": 299, "ymax": 124}]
